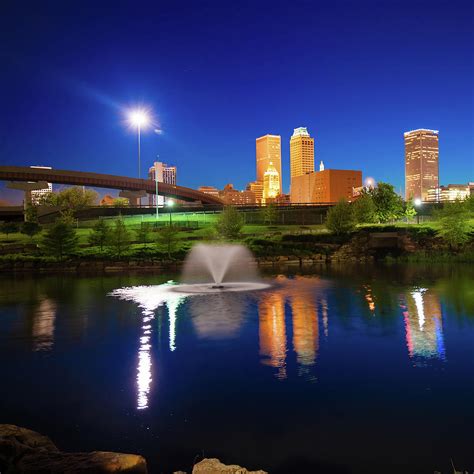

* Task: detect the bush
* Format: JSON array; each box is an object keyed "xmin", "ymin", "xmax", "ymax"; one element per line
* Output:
[
  {"xmin": 435, "ymin": 200, "xmax": 471, "ymax": 249},
  {"xmin": 326, "ymin": 199, "xmax": 355, "ymax": 235},
  {"xmin": 110, "ymin": 218, "xmax": 131, "ymax": 257},
  {"xmin": 88, "ymin": 219, "xmax": 110, "ymax": 250},
  {"xmin": 21, "ymin": 221, "xmax": 42, "ymax": 239},
  {"xmin": 156, "ymin": 225, "xmax": 180, "ymax": 258},
  {"xmin": 0, "ymin": 221, "xmax": 20, "ymax": 236},
  {"xmin": 352, "ymin": 193, "xmax": 376, "ymax": 223}
]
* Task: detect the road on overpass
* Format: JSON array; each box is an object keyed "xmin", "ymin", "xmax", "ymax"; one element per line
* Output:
[{"xmin": 0, "ymin": 166, "xmax": 223, "ymax": 206}]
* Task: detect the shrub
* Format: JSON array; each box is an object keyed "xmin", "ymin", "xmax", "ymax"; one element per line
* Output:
[
  {"xmin": 41, "ymin": 220, "xmax": 78, "ymax": 260},
  {"xmin": 110, "ymin": 218, "xmax": 131, "ymax": 257},
  {"xmin": 435, "ymin": 200, "xmax": 471, "ymax": 249},
  {"xmin": 326, "ymin": 199, "xmax": 356, "ymax": 235},
  {"xmin": 88, "ymin": 219, "xmax": 110, "ymax": 250},
  {"xmin": 352, "ymin": 193, "xmax": 376, "ymax": 223},
  {"xmin": 215, "ymin": 206, "xmax": 244, "ymax": 239},
  {"xmin": 156, "ymin": 225, "xmax": 180, "ymax": 258},
  {"xmin": 21, "ymin": 221, "xmax": 42, "ymax": 239}
]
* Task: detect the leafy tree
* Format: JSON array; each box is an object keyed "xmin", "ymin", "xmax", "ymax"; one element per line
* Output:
[
  {"xmin": 41, "ymin": 220, "xmax": 78, "ymax": 260},
  {"xmin": 215, "ymin": 206, "xmax": 244, "ymax": 239},
  {"xmin": 136, "ymin": 222, "xmax": 152, "ymax": 248},
  {"xmin": 110, "ymin": 218, "xmax": 131, "ymax": 257},
  {"xmin": 326, "ymin": 198, "xmax": 356, "ymax": 235},
  {"xmin": 88, "ymin": 219, "xmax": 110, "ymax": 251},
  {"xmin": 21, "ymin": 221, "xmax": 42, "ymax": 240},
  {"xmin": 367, "ymin": 182, "xmax": 404, "ymax": 223},
  {"xmin": 352, "ymin": 193, "xmax": 376, "ymax": 224},
  {"xmin": 156, "ymin": 225, "xmax": 180, "ymax": 258},
  {"xmin": 113, "ymin": 197, "xmax": 129, "ymax": 207},
  {"xmin": 24, "ymin": 204, "xmax": 39, "ymax": 223},
  {"xmin": 262, "ymin": 203, "xmax": 278, "ymax": 225},
  {"xmin": 0, "ymin": 221, "xmax": 20, "ymax": 236},
  {"xmin": 435, "ymin": 200, "xmax": 470, "ymax": 249},
  {"xmin": 404, "ymin": 199, "xmax": 417, "ymax": 219},
  {"xmin": 39, "ymin": 187, "xmax": 98, "ymax": 210}
]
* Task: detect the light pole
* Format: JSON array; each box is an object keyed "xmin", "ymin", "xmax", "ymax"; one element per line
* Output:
[
  {"xmin": 414, "ymin": 198, "xmax": 422, "ymax": 224},
  {"xmin": 167, "ymin": 199, "xmax": 174, "ymax": 226},
  {"xmin": 128, "ymin": 108, "xmax": 151, "ymax": 206}
]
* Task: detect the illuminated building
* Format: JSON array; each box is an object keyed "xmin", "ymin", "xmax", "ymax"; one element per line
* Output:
[
  {"xmin": 256, "ymin": 134, "xmax": 282, "ymax": 194},
  {"xmin": 290, "ymin": 127, "xmax": 314, "ymax": 180},
  {"xmin": 290, "ymin": 294, "xmax": 319, "ymax": 368},
  {"xmin": 148, "ymin": 161, "xmax": 177, "ymax": 206},
  {"xmin": 290, "ymin": 168, "xmax": 362, "ymax": 203},
  {"xmin": 198, "ymin": 186, "xmax": 220, "ymax": 198},
  {"xmin": 246, "ymin": 181, "xmax": 264, "ymax": 204},
  {"xmin": 100, "ymin": 194, "xmax": 115, "ymax": 206},
  {"xmin": 29, "ymin": 166, "xmax": 52, "ymax": 204},
  {"xmin": 263, "ymin": 162, "xmax": 280, "ymax": 204},
  {"xmin": 402, "ymin": 288, "xmax": 445, "ymax": 364},
  {"xmin": 404, "ymin": 129, "xmax": 439, "ymax": 200},
  {"xmin": 258, "ymin": 293, "xmax": 287, "ymax": 379},
  {"xmin": 426, "ymin": 183, "xmax": 473, "ymax": 202},
  {"xmin": 219, "ymin": 184, "xmax": 256, "ymax": 205}
]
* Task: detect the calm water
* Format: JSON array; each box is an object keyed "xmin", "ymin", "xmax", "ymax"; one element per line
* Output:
[{"xmin": 0, "ymin": 265, "xmax": 473, "ymax": 473}]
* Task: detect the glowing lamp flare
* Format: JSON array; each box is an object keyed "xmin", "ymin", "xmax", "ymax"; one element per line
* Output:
[{"xmin": 128, "ymin": 109, "xmax": 151, "ymax": 128}]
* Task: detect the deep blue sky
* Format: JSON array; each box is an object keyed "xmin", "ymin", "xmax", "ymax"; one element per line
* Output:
[{"xmin": 1, "ymin": 0, "xmax": 473, "ymax": 202}]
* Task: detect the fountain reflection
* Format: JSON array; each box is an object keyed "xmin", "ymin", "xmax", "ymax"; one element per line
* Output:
[
  {"xmin": 32, "ymin": 298, "xmax": 56, "ymax": 352},
  {"xmin": 402, "ymin": 287, "xmax": 446, "ymax": 365}
]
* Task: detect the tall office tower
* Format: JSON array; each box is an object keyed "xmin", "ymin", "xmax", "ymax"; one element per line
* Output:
[
  {"xmin": 263, "ymin": 162, "xmax": 280, "ymax": 204},
  {"xmin": 148, "ymin": 161, "xmax": 177, "ymax": 205},
  {"xmin": 404, "ymin": 129, "xmax": 439, "ymax": 201},
  {"xmin": 290, "ymin": 127, "xmax": 315, "ymax": 180},
  {"xmin": 256, "ymin": 134, "xmax": 282, "ymax": 194}
]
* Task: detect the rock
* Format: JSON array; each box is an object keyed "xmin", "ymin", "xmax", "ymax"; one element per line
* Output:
[
  {"xmin": 17, "ymin": 450, "xmax": 147, "ymax": 473},
  {"xmin": 0, "ymin": 424, "xmax": 147, "ymax": 473},
  {"xmin": 192, "ymin": 458, "xmax": 267, "ymax": 474}
]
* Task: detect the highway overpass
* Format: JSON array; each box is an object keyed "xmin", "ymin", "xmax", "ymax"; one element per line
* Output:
[{"xmin": 0, "ymin": 166, "xmax": 223, "ymax": 206}]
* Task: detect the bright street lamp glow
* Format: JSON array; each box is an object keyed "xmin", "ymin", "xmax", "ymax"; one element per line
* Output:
[
  {"xmin": 414, "ymin": 198, "xmax": 422, "ymax": 206},
  {"xmin": 128, "ymin": 109, "xmax": 151, "ymax": 128},
  {"xmin": 167, "ymin": 199, "xmax": 174, "ymax": 207}
]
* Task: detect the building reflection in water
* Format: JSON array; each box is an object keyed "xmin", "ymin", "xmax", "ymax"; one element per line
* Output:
[
  {"xmin": 402, "ymin": 287, "xmax": 446, "ymax": 365},
  {"xmin": 363, "ymin": 285, "xmax": 376, "ymax": 313},
  {"xmin": 259, "ymin": 293, "xmax": 287, "ymax": 379},
  {"xmin": 189, "ymin": 292, "xmax": 246, "ymax": 340},
  {"xmin": 258, "ymin": 276, "xmax": 325, "ymax": 379},
  {"xmin": 32, "ymin": 298, "xmax": 56, "ymax": 352}
]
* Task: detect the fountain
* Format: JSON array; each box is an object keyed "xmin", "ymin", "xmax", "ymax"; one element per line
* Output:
[{"xmin": 174, "ymin": 243, "xmax": 269, "ymax": 293}]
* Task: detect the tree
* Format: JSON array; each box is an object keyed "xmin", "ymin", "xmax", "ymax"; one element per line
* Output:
[
  {"xmin": 326, "ymin": 198, "xmax": 355, "ymax": 235},
  {"xmin": 215, "ymin": 206, "xmax": 244, "ymax": 239},
  {"xmin": 136, "ymin": 222, "xmax": 152, "ymax": 248},
  {"xmin": 367, "ymin": 182, "xmax": 404, "ymax": 223},
  {"xmin": 352, "ymin": 193, "xmax": 376, "ymax": 224},
  {"xmin": 24, "ymin": 204, "xmax": 39, "ymax": 223},
  {"xmin": 41, "ymin": 220, "xmax": 78, "ymax": 260},
  {"xmin": 110, "ymin": 218, "xmax": 131, "ymax": 257},
  {"xmin": 262, "ymin": 203, "xmax": 278, "ymax": 225},
  {"xmin": 88, "ymin": 219, "xmax": 110, "ymax": 251},
  {"xmin": 404, "ymin": 199, "xmax": 417, "ymax": 220},
  {"xmin": 156, "ymin": 225, "xmax": 180, "ymax": 258},
  {"xmin": 0, "ymin": 221, "xmax": 20, "ymax": 236},
  {"xmin": 39, "ymin": 187, "xmax": 98, "ymax": 210},
  {"xmin": 436, "ymin": 200, "xmax": 470, "ymax": 249},
  {"xmin": 21, "ymin": 221, "xmax": 42, "ymax": 240}
]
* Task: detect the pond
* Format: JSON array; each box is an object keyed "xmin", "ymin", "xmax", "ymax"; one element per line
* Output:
[{"xmin": 0, "ymin": 264, "xmax": 473, "ymax": 473}]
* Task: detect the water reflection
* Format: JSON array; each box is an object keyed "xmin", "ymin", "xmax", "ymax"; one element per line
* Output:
[
  {"xmin": 32, "ymin": 298, "xmax": 56, "ymax": 352},
  {"xmin": 402, "ymin": 288, "xmax": 446, "ymax": 365}
]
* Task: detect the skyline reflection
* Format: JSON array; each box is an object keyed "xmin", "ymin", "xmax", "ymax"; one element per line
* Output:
[{"xmin": 32, "ymin": 298, "xmax": 56, "ymax": 352}]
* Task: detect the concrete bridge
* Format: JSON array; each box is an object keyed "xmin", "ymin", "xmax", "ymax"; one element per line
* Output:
[{"xmin": 0, "ymin": 166, "xmax": 223, "ymax": 205}]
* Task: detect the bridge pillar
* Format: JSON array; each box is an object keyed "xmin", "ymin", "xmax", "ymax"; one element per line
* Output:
[
  {"xmin": 119, "ymin": 189, "xmax": 147, "ymax": 207},
  {"xmin": 7, "ymin": 181, "xmax": 50, "ymax": 206}
]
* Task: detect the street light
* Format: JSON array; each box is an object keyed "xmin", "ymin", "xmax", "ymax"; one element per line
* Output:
[
  {"xmin": 128, "ymin": 108, "xmax": 151, "ymax": 179},
  {"xmin": 414, "ymin": 198, "xmax": 422, "ymax": 224},
  {"xmin": 167, "ymin": 199, "xmax": 174, "ymax": 226}
]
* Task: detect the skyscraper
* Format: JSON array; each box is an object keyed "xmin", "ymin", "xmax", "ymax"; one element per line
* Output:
[
  {"xmin": 404, "ymin": 129, "xmax": 439, "ymax": 201},
  {"xmin": 263, "ymin": 162, "xmax": 280, "ymax": 204},
  {"xmin": 290, "ymin": 127, "xmax": 314, "ymax": 180},
  {"xmin": 256, "ymin": 134, "xmax": 282, "ymax": 194}
]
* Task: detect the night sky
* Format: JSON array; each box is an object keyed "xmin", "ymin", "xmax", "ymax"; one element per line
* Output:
[{"xmin": 1, "ymin": 0, "xmax": 473, "ymax": 203}]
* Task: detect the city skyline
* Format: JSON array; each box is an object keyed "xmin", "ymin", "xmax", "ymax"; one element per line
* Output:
[{"xmin": 1, "ymin": 1, "xmax": 473, "ymax": 204}]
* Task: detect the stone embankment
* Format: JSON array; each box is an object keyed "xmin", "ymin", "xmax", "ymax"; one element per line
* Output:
[{"xmin": 0, "ymin": 424, "xmax": 267, "ymax": 474}]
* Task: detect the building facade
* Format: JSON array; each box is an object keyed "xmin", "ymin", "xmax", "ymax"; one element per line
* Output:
[
  {"xmin": 426, "ymin": 183, "xmax": 474, "ymax": 202},
  {"xmin": 198, "ymin": 186, "xmax": 220, "ymax": 198},
  {"xmin": 29, "ymin": 166, "xmax": 52, "ymax": 204},
  {"xmin": 290, "ymin": 169, "xmax": 362, "ymax": 204},
  {"xmin": 148, "ymin": 161, "xmax": 177, "ymax": 206},
  {"xmin": 256, "ymin": 134, "xmax": 282, "ymax": 194},
  {"xmin": 219, "ymin": 184, "xmax": 256, "ymax": 205},
  {"xmin": 246, "ymin": 181, "xmax": 264, "ymax": 204},
  {"xmin": 263, "ymin": 162, "xmax": 280, "ymax": 204},
  {"xmin": 404, "ymin": 129, "xmax": 439, "ymax": 200},
  {"xmin": 290, "ymin": 127, "xmax": 315, "ymax": 180}
]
